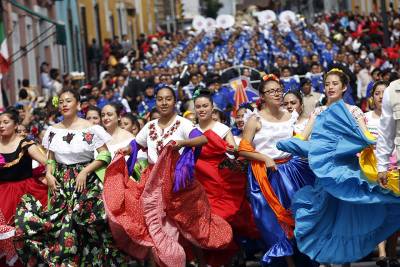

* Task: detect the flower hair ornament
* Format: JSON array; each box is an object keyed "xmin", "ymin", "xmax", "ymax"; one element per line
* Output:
[
  {"xmin": 52, "ymin": 96, "xmax": 59, "ymax": 108},
  {"xmin": 192, "ymin": 88, "xmax": 202, "ymax": 99},
  {"xmin": 262, "ymin": 73, "xmax": 280, "ymax": 83}
]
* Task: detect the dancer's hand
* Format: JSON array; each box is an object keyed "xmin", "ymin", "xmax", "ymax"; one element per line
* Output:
[
  {"xmin": 117, "ymin": 145, "xmax": 131, "ymax": 156},
  {"xmin": 46, "ymin": 173, "xmax": 60, "ymax": 194},
  {"xmin": 172, "ymin": 140, "xmax": 183, "ymax": 150},
  {"xmin": 378, "ymin": 171, "xmax": 388, "ymax": 188},
  {"xmin": 226, "ymin": 145, "xmax": 236, "ymax": 154},
  {"xmin": 76, "ymin": 170, "xmax": 88, "ymax": 193},
  {"xmin": 264, "ymin": 156, "xmax": 277, "ymax": 172}
]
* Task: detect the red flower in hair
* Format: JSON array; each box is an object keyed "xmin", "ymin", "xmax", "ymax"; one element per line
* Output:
[{"xmin": 262, "ymin": 74, "xmax": 280, "ymax": 82}]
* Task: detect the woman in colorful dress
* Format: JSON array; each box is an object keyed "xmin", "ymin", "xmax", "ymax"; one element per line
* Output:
[
  {"xmin": 238, "ymin": 74, "xmax": 316, "ymax": 267},
  {"xmin": 277, "ymin": 69, "xmax": 400, "ymax": 266},
  {"xmin": 0, "ymin": 109, "xmax": 48, "ymax": 266},
  {"xmin": 193, "ymin": 89, "xmax": 259, "ymax": 266},
  {"xmin": 103, "ymin": 85, "xmax": 233, "ymax": 267},
  {"xmin": 14, "ymin": 89, "xmax": 130, "ymax": 266},
  {"xmin": 283, "ymin": 90, "xmax": 309, "ymax": 134},
  {"xmin": 100, "ymin": 103, "xmax": 135, "ymax": 158}
]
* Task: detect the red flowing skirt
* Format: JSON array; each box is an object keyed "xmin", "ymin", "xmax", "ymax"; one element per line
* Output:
[
  {"xmin": 103, "ymin": 145, "xmax": 233, "ymax": 267},
  {"xmin": 195, "ymin": 130, "xmax": 259, "ymax": 266},
  {"xmin": 0, "ymin": 173, "xmax": 48, "ymax": 267}
]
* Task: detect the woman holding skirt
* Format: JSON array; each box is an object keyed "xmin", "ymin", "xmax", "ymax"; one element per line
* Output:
[
  {"xmin": 14, "ymin": 89, "xmax": 130, "ymax": 266},
  {"xmin": 103, "ymin": 85, "xmax": 233, "ymax": 267},
  {"xmin": 0, "ymin": 109, "xmax": 47, "ymax": 266},
  {"xmin": 238, "ymin": 74, "xmax": 316, "ymax": 267},
  {"xmin": 277, "ymin": 69, "xmax": 400, "ymax": 266},
  {"xmin": 193, "ymin": 89, "xmax": 259, "ymax": 266}
]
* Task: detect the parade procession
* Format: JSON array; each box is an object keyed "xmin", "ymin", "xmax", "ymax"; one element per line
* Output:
[{"xmin": 0, "ymin": 0, "xmax": 400, "ymax": 266}]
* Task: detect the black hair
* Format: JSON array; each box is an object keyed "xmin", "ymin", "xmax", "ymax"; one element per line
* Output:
[
  {"xmin": 49, "ymin": 68, "xmax": 59, "ymax": 80},
  {"xmin": 0, "ymin": 107, "xmax": 20, "ymax": 124},
  {"xmin": 102, "ymin": 87, "xmax": 113, "ymax": 94},
  {"xmin": 150, "ymin": 108, "xmax": 161, "ymax": 120},
  {"xmin": 212, "ymin": 108, "xmax": 226, "ymax": 124},
  {"xmin": 371, "ymin": 68, "xmax": 381, "ymax": 76},
  {"xmin": 86, "ymin": 105, "xmax": 101, "ymax": 117},
  {"xmin": 310, "ymin": 62, "xmax": 321, "ymax": 68},
  {"xmin": 281, "ymin": 65, "xmax": 292, "ymax": 73},
  {"xmin": 155, "ymin": 85, "xmax": 176, "ymax": 101},
  {"xmin": 59, "ymin": 88, "xmax": 80, "ymax": 102},
  {"xmin": 284, "ymin": 90, "xmax": 303, "ymax": 105},
  {"xmin": 238, "ymin": 102, "xmax": 254, "ymax": 112},
  {"xmin": 122, "ymin": 113, "xmax": 141, "ymax": 130},
  {"xmin": 22, "ymin": 79, "xmax": 30, "ymax": 87},
  {"xmin": 103, "ymin": 102, "xmax": 124, "ymax": 116},
  {"xmin": 18, "ymin": 88, "xmax": 28, "ymax": 99},
  {"xmin": 371, "ymin": 80, "xmax": 389, "ymax": 95},
  {"xmin": 194, "ymin": 88, "xmax": 213, "ymax": 105}
]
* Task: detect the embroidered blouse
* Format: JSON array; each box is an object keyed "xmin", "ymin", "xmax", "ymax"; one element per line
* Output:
[
  {"xmin": 42, "ymin": 125, "xmax": 111, "ymax": 165},
  {"xmin": 0, "ymin": 138, "xmax": 35, "ymax": 182},
  {"xmin": 135, "ymin": 115, "xmax": 196, "ymax": 164}
]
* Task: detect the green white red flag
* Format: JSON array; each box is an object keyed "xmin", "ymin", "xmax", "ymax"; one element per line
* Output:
[{"xmin": 0, "ymin": 11, "xmax": 10, "ymax": 74}]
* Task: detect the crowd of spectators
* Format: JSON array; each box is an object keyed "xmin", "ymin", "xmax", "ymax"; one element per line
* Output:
[{"xmin": 4, "ymin": 9, "xmax": 400, "ymax": 142}]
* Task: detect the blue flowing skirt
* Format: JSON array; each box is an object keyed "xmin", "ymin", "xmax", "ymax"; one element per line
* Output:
[
  {"xmin": 278, "ymin": 100, "xmax": 400, "ymax": 264},
  {"xmin": 247, "ymin": 156, "xmax": 316, "ymax": 265}
]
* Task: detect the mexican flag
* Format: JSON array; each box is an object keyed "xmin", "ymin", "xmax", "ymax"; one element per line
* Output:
[{"xmin": 0, "ymin": 12, "xmax": 9, "ymax": 74}]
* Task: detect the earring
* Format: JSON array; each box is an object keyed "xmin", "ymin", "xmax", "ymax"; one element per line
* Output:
[{"xmin": 368, "ymin": 97, "xmax": 374, "ymax": 110}]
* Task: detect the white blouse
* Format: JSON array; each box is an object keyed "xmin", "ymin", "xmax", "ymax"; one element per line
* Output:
[
  {"xmin": 197, "ymin": 121, "xmax": 230, "ymax": 139},
  {"xmin": 43, "ymin": 125, "xmax": 111, "ymax": 165},
  {"xmin": 252, "ymin": 110, "xmax": 298, "ymax": 160},
  {"xmin": 94, "ymin": 137, "xmax": 135, "ymax": 161},
  {"xmin": 294, "ymin": 118, "xmax": 309, "ymax": 135},
  {"xmin": 365, "ymin": 111, "xmax": 380, "ymax": 138},
  {"xmin": 135, "ymin": 115, "xmax": 196, "ymax": 164}
]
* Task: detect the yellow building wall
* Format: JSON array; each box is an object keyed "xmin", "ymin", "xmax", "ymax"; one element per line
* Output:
[{"xmin": 77, "ymin": 0, "xmax": 140, "ymax": 45}]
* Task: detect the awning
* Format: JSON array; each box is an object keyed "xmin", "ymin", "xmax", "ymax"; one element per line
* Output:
[{"xmin": 9, "ymin": 0, "xmax": 66, "ymax": 45}]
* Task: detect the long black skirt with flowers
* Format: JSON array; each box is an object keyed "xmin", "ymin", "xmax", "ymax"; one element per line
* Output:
[{"xmin": 13, "ymin": 162, "xmax": 132, "ymax": 266}]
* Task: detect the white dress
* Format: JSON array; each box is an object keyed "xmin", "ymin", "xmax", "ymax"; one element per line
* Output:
[
  {"xmin": 42, "ymin": 125, "xmax": 111, "ymax": 165},
  {"xmin": 135, "ymin": 115, "xmax": 196, "ymax": 164},
  {"xmin": 252, "ymin": 110, "xmax": 298, "ymax": 160}
]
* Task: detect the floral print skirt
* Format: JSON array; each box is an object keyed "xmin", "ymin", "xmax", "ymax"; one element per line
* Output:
[{"xmin": 13, "ymin": 162, "xmax": 131, "ymax": 267}]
